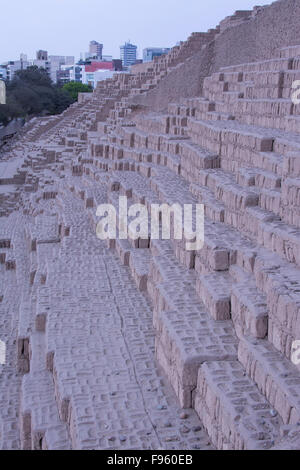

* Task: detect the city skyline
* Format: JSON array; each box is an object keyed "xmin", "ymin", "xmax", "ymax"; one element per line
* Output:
[{"xmin": 0, "ymin": 0, "xmax": 265, "ymax": 64}]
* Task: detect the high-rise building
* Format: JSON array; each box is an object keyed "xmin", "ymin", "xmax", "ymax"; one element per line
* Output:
[
  {"xmin": 143, "ymin": 47, "xmax": 170, "ymax": 63},
  {"xmin": 89, "ymin": 41, "xmax": 103, "ymax": 60},
  {"xmin": 48, "ymin": 56, "xmax": 75, "ymax": 83},
  {"xmin": 120, "ymin": 42, "xmax": 137, "ymax": 67}
]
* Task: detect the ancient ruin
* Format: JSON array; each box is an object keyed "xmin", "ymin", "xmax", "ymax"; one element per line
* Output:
[{"xmin": 0, "ymin": 0, "xmax": 300, "ymax": 450}]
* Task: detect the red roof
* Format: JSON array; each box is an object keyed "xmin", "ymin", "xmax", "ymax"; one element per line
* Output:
[{"xmin": 85, "ymin": 62, "xmax": 113, "ymax": 72}]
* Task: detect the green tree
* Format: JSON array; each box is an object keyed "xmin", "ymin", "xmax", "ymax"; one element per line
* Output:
[
  {"xmin": 0, "ymin": 104, "xmax": 12, "ymax": 126},
  {"xmin": 53, "ymin": 87, "xmax": 74, "ymax": 114},
  {"xmin": 0, "ymin": 66, "xmax": 75, "ymax": 126},
  {"xmin": 62, "ymin": 81, "xmax": 92, "ymax": 101},
  {"xmin": 13, "ymin": 66, "xmax": 53, "ymax": 87}
]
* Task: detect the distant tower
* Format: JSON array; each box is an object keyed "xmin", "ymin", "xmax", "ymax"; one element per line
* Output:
[
  {"xmin": 120, "ymin": 42, "xmax": 137, "ymax": 67},
  {"xmin": 89, "ymin": 41, "xmax": 103, "ymax": 60},
  {"xmin": 36, "ymin": 50, "xmax": 48, "ymax": 61}
]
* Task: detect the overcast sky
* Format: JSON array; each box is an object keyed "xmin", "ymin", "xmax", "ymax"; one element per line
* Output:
[{"xmin": 0, "ymin": 0, "xmax": 267, "ymax": 63}]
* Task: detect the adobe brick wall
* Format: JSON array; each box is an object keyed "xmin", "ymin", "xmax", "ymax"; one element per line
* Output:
[
  {"xmin": 129, "ymin": 44, "xmax": 215, "ymax": 111},
  {"xmin": 213, "ymin": 0, "xmax": 300, "ymax": 70},
  {"xmin": 130, "ymin": 0, "xmax": 300, "ymax": 111}
]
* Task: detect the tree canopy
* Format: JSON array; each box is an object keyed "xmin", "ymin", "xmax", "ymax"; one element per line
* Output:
[
  {"xmin": 0, "ymin": 67, "xmax": 91, "ymax": 126},
  {"xmin": 62, "ymin": 81, "xmax": 92, "ymax": 101}
]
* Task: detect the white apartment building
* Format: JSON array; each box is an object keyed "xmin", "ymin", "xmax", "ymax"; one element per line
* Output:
[{"xmin": 1, "ymin": 54, "xmax": 75, "ymax": 84}]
